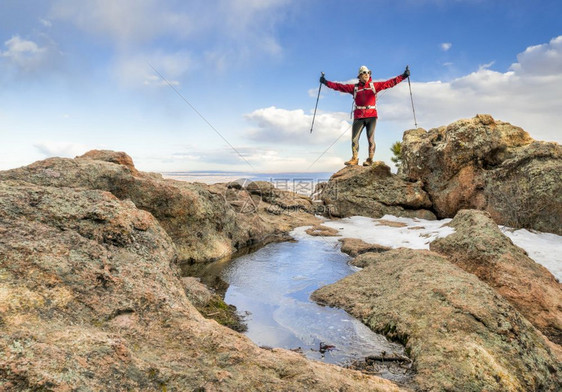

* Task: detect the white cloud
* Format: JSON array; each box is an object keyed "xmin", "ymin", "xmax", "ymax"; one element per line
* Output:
[
  {"xmin": 216, "ymin": 0, "xmax": 289, "ymax": 55},
  {"xmin": 113, "ymin": 51, "xmax": 191, "ymax": 87},
  {"xmin": 49, "ymin": 0, "xmax": 193, "ymax": 47},
  {"xmin": 224, "ymin": 146, "xmax": 345, "ymax": 173},
  {"xmin": 510, "ymin": 35, "xmax": 562, "ymax": 76},
  {"xmin": 49, "ymin": 0, "xmax": 291, "ymax": 71},
  {"xmin": 40, "ymin": 18, "xmax": 53, "ymax": 28},
  {"xmin": 477, "ymin": 60, "xmax": 495, "ymax": 71},
  {"xmin": 34, "ymin": 141, "xmax": 91, "ymax": 158},
  {"xmin": 1, "ymin": 35, "xmax": 49, "ymax": 72},
  {"xmin": 308, "ymin": 87, "xmax": 321, "ymax": 98},
  {"xmin": 441, "ymin": 42, "xmax": 452, "ymax": 51},
  {"xmin": 245, "ymin": 106, "xmax": 351, "ymax": 145},
  {"xmin": 372, "ymin": 36, "xmax": 562, "ymax": 143},
  {"xmin": 142, "ymin": 142, "xmax": 345, "ymax": 173}
]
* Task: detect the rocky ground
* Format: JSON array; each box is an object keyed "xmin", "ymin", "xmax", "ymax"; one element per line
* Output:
[
  {"xmin": 2, "ymin": 115, "xmax": 561, "ymax": 391},
  {"xmin": 312, "ymin": 239, "xmax": 561, "ymax": 391},
  {"xmin": 0, "ymin": 150, "xmax": 320, "ymax": 266},
  {"xmin": 0, "ymin": 175, "xmax": 399, "ymax": 391}
]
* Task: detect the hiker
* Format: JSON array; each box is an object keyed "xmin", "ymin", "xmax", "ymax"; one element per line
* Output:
[{"xmin": 320, "ymin": 65, "xmax": 410, "ymax": 166}]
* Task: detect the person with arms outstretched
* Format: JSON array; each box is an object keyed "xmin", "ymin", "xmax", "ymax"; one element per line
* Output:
[{"xmin": 320, "ymin": 65, "xmax": 410, "ymax": 166}]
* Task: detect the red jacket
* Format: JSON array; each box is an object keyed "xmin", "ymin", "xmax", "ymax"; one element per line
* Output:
[{"xmin": 325, "ymin": 74, "xmax": 405, "ymax": 119}]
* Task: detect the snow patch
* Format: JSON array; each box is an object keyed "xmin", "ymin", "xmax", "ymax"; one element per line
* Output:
[{"xmin": 294, "ymin": 215, "xmax": 561, "ymax": 281}]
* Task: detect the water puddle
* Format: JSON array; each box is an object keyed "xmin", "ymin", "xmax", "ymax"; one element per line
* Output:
[{"xmin": 221, "ymin": 228, "xmax": 411, "ymax": 382}]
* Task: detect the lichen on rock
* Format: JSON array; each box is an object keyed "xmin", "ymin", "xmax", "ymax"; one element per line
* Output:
[
  {"xmin": 316, "ymin": 161, "xmax": 435, "ymax": 220},
  {"xmin": 431, "ymin": 209, "xmax": 562, "ymax": 345},
  {"xmin": 312, "ymin": 248, "xmax": 562, "ymax": 391},
  {"xmin": 401, "ymin": 114, "xmax": 562, "ymax": 234},
  {"xmin": 0, "ymin": 151, "xmax": 320, "ymax": 265},
  {"xmin": 0, "ymin": 177, "xmax": 400, "ymax": 391}
]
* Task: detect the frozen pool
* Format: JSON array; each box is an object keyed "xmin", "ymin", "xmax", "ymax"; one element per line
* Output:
[{"xmin": 222, "ymin": 230, "xmax": 408, "ymax": 381}]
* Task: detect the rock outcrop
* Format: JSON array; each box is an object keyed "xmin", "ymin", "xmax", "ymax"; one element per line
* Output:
[
  {"xmin": 0, "ymin": 180, "xmax": 400, "ymax": 391},
  {"xmin": 316, "ymin": 162, "xmax": 435, "ymax": 220},
  {"xmin": 430, "ymin": 209, "xmax": 562, "ymax": 344},
  {"xmin": 339, "ymin": 238, "xmax": 391, "ymax": 257},
  {"xmin": 314, "ymin": 115, "xmax": 560, "ymax": 234},
  {"xmin": 312, "ymin": 248, "xmax": 562, "ymax": 391},
  {"xmin": 0, "ymin": 151, "xmax": 319, "ymax": 264},
  {"xmin": 401, "ymin": 114, "xmax": 562, "ymax": 234},
  {"xmin": 305, "ymin": 225, "xmax": 340, "ymax": 237}
]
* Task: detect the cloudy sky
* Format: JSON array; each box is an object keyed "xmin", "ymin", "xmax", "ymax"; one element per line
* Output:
[{"xmin": 1, "ymin": 0, "xmax": 561, "ymax": 174}]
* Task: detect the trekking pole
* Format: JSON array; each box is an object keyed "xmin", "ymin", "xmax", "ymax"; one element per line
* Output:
[
  {"xmin": 406, "ymin": 66, "xmax": 418, "ymax": 128},
  {"xmin": 310, "ymin": 72, "xmax": 324, "ymax": 134}
]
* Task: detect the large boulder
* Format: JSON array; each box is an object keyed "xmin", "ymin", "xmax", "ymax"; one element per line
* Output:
[
  {"xmin": 401, "ymin": 114, "xmax": 562, "ymax": 234},
  {"xmin": 312, "ymin": 248, "xmax": 562, "ymax": 391},
  {"xmin": 0, "ymin": 151, "xmax": 319, "ymax": 264},
  {"xmin": 316, "ymin": 162, "xmax": 435, "ymax": 220},
  {"xmin": 430, "ymin": 209, "xmax": 562, "ymax": 344},
  {"xmin": 0, "ymin": 180, "xmax": 400, "ymax": 391}
]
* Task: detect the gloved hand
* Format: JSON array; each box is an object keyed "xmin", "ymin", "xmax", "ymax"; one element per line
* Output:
[
  {"xmin": 319, "ymin": 75, "xmax": 327, "ymax": 85},
  {"xmin": 402, "ymin": 67, "xmax": 410, "ymax": 79}
]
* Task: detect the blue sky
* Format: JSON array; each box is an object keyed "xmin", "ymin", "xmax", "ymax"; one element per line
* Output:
[{"xmin": 1, "ymin": 0, "xmax": 561, "ymax": 173}]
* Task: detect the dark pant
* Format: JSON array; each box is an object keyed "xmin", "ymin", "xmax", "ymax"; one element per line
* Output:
[{"xmin": 351, "ymin": 117, "xmax": 377, "ymax": 157}]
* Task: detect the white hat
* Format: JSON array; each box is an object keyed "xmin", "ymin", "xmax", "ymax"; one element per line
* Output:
[{"xmin": 357, "ymin": 65, "xmax": 371, "ymax": 77}]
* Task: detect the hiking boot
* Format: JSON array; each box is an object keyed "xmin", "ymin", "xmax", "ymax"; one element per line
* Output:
[
  {"xmin": 363, "ymin": 158, "xmax": 374, "ymax": 166},
  {"xmin": 344, "ymin": 156, "xmax": 359, "ymax": 166}
]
